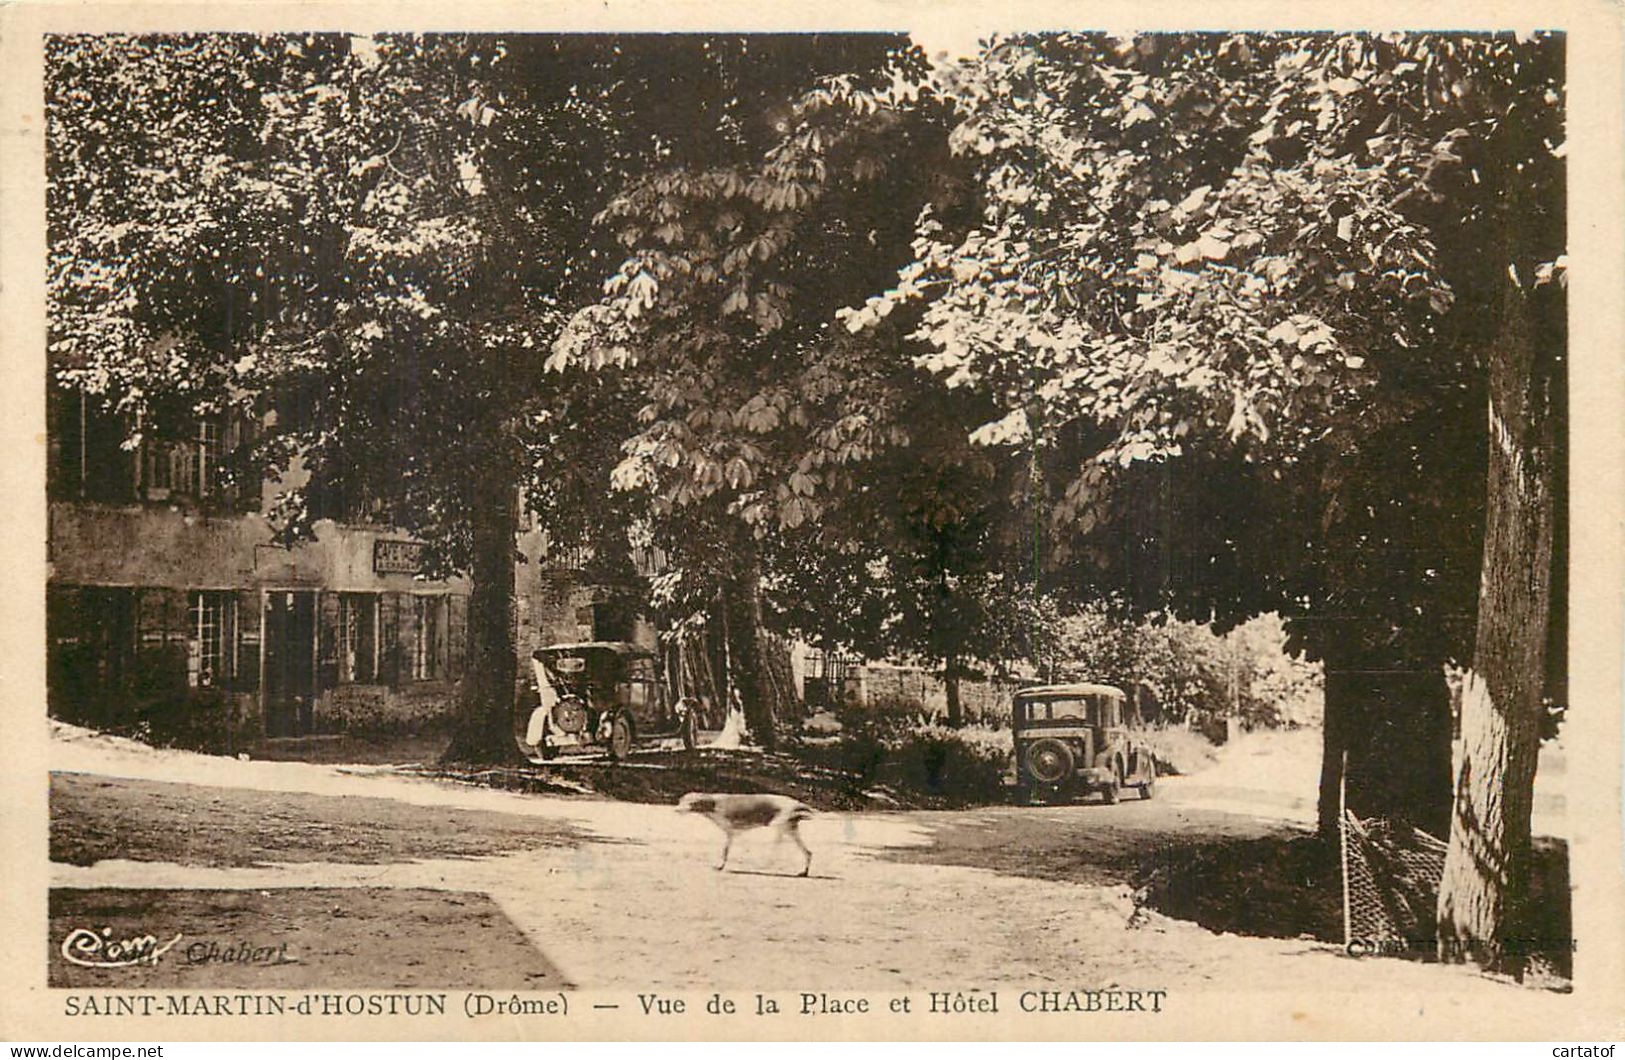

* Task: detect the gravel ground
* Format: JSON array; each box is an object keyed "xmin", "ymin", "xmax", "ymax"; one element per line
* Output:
[{"xmin": 48, "ymin": 724, "xmax": 1567, "ymax": 1000}]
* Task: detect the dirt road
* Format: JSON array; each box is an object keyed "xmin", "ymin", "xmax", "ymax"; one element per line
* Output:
[{"xmin": 48, "ymin": 725, "xmax": 1564, "ymax": 1000}]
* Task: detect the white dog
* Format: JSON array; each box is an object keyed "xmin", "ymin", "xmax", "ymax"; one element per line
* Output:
[{"xmin": 676, "ymin": 792, "xmax": 815, "ymax": 876}]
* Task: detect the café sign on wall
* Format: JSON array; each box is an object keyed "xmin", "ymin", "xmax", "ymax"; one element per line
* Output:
[{"xmin": 373, "ymin": 539, "xmax": 426, "ymax": 575}]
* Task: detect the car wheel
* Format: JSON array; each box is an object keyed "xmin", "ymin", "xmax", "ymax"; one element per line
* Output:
[
  {"xmin": 1023, "ymin": 739, "xmax": 1074, "ymax": 787},
  {"xmin": 1101, "ymin": 760, "xmax": 1123, "ymax": 804},
  {"xmin": 607, "ymin": 714, "xmax": 633, "ymax": 761},
  {"xmin": 1140, "ymin": 759, "xmax": 1156, "ymax": 799},
  {"xmin": 679, "ymin": 705, "xmax": 699, "ymax": 751}
]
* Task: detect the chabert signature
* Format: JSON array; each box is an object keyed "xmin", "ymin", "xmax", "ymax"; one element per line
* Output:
[
  {"xmin": 61, "ymin": 926, "xmax": 182, "ymax": 969},
  {"xmin": 184, "ymin": 939, "xmax": 296, "ymax": 965}
]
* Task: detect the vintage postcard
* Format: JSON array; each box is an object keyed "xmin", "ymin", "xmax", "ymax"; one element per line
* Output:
[{"xmin": 1, "ymin": 0, "xmax": 1621, "ymax": 1042}]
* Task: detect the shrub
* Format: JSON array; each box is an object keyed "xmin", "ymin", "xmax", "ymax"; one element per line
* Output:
[
  {"xmin": 839, "ymin": 691, "xmax": 931, "ymax": 736},
  {"xmin": 137, "ymin": 690, "xmax": 240, "ymax": 754},
  {"xmin": 879, "ymin": 726, "xmax": 1012, "ymax": 804},
  {"xmin": 806, "ymin": 720, "xmax": 1013, "ymax": 807}
]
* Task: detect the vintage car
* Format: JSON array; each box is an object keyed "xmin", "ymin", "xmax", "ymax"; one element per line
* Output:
[
  {"xmin": 521, "ymin": 641, "xmax": 699, "ymax": 761},
  {"xmin": 1011, "ymin": 682, "xmax": 1156, "ymax": 803}
]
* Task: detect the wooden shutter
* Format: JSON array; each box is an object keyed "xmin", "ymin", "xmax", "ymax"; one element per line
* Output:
[
  {"xmin": 316, "ymin": 592, "xmax": 340, "ymax": 689},
  {"xmin": 132, "ymin": 588, "xmax": 188, "ymax": 709},
  {"xmin": 433, "ymin": 596, "xmax": 449, "ymax": 680},
  {"xmin": 219, "ymin": 593, "xmax": 237, "ymax": 685},
  {"xmin": 446, "ymin": 594, "xmax": 468, "ymax": 681},
  {"xmin": 235, "ymin": 590, "xmax": 261, "ymax": 692},
  {"xmin": 230, "ymin": 414, "xmax": 262, "ymax": 512},
  {"xmin": 379, "ymin": 593, "xmax": 402, "ymax": 688},
  {"xmin": 400, "ymin": 595, "xmax": 420, "ymax": 681},
  {"xmin": 137, "ymin": 587, "xmax": 169, "ymax": 649}
]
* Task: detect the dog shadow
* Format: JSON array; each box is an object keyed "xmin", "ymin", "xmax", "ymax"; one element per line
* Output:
[{"xmin": 722, "ymin": 868, "xmax": 839, "ymax": 880}]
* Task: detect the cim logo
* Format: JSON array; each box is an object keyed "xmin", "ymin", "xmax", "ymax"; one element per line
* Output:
[{"xmin": 60, "ymin": 926, "xmax": 182, "ymax": 969}]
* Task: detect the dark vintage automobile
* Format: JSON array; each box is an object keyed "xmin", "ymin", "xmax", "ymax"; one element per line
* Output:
[
  {"xmin": 521, "ymin": 641, "xmax": 699, "ymax": 762},
  {"xmin": 1011, "ymin": 682, "xmax": 1156, "ymax": 804}
]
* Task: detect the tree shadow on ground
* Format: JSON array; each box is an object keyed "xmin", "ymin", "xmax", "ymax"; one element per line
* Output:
[
  {"xmin": 417, "ymin": 746, "xmax": 984, "ymax": 810},
  {"xmin": 1135, "ymin": 833, "xmax": 1342, "ymax": 941},
  {"xmin": 50, "ymin": 772, "xmax": 596, "ymax": 868},
  {"xmin": 1135, "ymin": 832, "xmax": 1571, "ymax": 981}
]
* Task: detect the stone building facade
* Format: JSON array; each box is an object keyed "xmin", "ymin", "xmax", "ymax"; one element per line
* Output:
[{"xmin": 45, "ymin": 387, "xmax": 638, "ymax": 752}]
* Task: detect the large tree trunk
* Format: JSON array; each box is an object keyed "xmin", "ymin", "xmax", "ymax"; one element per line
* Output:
[
  {"xmin": 1349, "ymin": 666, "xmax": 1453, "ymax": 839},
  {"xmin": 943, "ymin": 654, "xmax": 964, "ymax": 728},
  {"xmin": 1316, "ymin": 661, "xmax": 1348, "ymax": 841},
  {"xmin": 1436, "ymin": 253, "xmax": 1558, "ymax": 975},
  {"xmin": 1314, "ymin": 628, "xmax": 1453, "ymax": 841},
  {"xmin": 673, "ymin": 632, "xmax": 725, "ymax": 729},
  {"xmin": 719, "ymin": 562, "xmax": 794, "ymax": 750},
  {"xmin": 441, "ymin": 461, "xmax": 522, "ymax": 765}
]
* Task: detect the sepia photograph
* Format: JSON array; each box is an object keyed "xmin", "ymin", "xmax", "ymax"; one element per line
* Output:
[{"xmin": 4, "ymin": 1, "xmax": 1623, "ymax": 1042}]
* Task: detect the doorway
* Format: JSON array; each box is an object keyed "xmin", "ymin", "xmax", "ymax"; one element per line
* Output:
[{"xmin": 263, "ymin": 590, "xmax": 316, "ymax": 736}]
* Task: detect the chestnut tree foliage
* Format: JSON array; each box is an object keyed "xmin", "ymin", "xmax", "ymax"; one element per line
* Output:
[{"xmin": 548, "ymin": 49, "xmax": 1003, "ymax": 742}]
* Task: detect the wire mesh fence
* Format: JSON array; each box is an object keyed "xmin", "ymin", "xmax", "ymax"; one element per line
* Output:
[{"xmin": 1341, "ymin": 807, "xmax": 1449, "ymax": 948}]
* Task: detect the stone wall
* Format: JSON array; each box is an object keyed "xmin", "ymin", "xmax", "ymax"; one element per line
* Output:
[
  {"xmin": 514, "ymin": 526, "xmax": 658, "ymax": 659},
  {"xmin": 850, "ymin": 663, "xmax": 1017, "ymax": 725}
]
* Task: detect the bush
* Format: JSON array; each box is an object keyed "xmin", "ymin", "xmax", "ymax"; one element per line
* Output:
[
  {"xmin": 838, "ymin": 692, "xmax": 931, "ymax": 735},
  {"xmin": 806, "ymin": 720, "xmax": 1013, "ymax": 807},
  {"xmin": 136, "ymin": 690, "xmax": 241, "ymax": 754},
  {"xmin": 887, "ymin": 730, "xmax": 1009, "ymax": 804}
]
